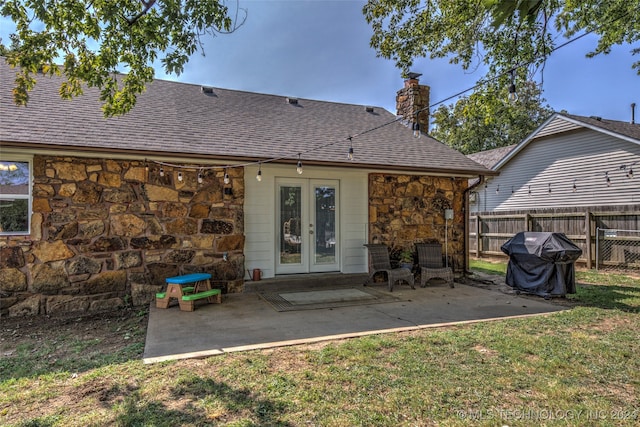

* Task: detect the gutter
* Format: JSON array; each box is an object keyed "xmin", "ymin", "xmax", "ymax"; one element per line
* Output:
[{"xmin": 0, "ymin": 140, "xmax": 497, "ymax": 177}]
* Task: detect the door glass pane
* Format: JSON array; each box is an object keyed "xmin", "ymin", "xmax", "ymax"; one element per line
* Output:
[
  {"xmin": 314, "ymin": 186, "xmax": 336, "ymax": 264},
  {"xmin": 280, "ymin": 185, "xmax": 302, "ymax": 264}
]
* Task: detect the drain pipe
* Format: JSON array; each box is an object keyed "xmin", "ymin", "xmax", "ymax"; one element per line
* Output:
[{"xmin": 463, "ymin": 175, "xmax": 486, "ymax": 276}]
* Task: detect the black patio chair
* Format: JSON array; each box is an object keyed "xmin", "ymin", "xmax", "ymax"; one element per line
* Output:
[
  {"xmin": 363, "ymin": 244, "xmax": 414, "ymax": 292},
  {"xmin": 416, "ymin": 242, "xmax": 454, "ymax": 288}
]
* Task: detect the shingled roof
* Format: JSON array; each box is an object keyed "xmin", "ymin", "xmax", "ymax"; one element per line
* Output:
[
  {"xmin": 466, "ymin": 144, "xmax": 517, "ymax": 169},
  {"xmin": 562, "ymin": 113, "xmax": 640, "ymax": 141},
  {"xmin": 492, "ymin": 112, "xmax": 640, "ymax": 170},
  {"xmin": 0, "ymin": 60, "xmax": 491, "ymax": 176}
]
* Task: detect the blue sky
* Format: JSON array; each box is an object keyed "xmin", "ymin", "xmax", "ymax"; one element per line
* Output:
[
  {"xmin": 2, "ymin": 0, "xmax": 639, "ymax": 123},
  {"xmin": 158, "ymin": 0, "xmax": 639, "ymax": 123}
]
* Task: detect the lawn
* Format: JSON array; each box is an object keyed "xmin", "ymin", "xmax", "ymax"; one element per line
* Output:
[{"xmin": 1, "ymin": 261, "xmax": 639, "ymax": 426}]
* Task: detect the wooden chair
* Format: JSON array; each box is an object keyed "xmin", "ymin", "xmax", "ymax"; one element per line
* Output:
[
  {"xmin": 416, "ymin": 243, "xmax": 454, "ymax": 288},
  {"xmin": 364, "ymin": 244, "xmax": 415, "ymax": 292}
]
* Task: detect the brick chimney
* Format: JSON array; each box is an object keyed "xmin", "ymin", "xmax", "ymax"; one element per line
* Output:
[{"xmin": 396, "ymin": 73, "xmax": 430, "ymax": 134}]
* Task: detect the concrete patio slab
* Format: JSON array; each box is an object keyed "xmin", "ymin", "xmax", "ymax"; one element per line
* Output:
[{"xmin": 143, "ymin": 278, "xmax": 568, "ymax": 364}]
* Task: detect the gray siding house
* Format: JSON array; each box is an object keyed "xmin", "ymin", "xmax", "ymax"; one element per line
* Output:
[{"xmin": 468, "ymin": 113, "xmax": 640, "ymax": 213}]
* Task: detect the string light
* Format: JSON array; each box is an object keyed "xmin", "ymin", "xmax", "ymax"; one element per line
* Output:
[
  {"xmin": 507, "ymin": 69, "xmax": 517, "ymax": 103},
  {"xmin": 224, "ymin": 169, "xmax": 230, "ymax": 184},
  {"xmin": 573, "ymin": 179, "xmax": 577, "ymax": 192},
  {"xmin": 548, "ymin": 183, "xmax": 552, "ymax": 194},
  {"xmin": 495, "ymin": 185, "xmax": 499, "ymax": 194},
  {"xmin": 620, "ymin": 162, "xmax": 637, "ymax": 179},
  {"xmin": 256, "ymin": 162, "xmax": 262, "ymax": 182},
  {"xmin": 137, "ymin": 27, "xmax": 624, "ymax": 186},
  {"xmin": 605, "ymin": 171, "xmax": 611, "ymax": 187},
  {"xmin": 197, "ymin": 169, "xmax": 203, "ymax": 184},
  {"xmin": 347, "ymin": 137, "xmax": 354, "ymax": 161},
  {"xmin": 177, "ymin": 171, "xmax": 183, "ymax": 182},
  {"xmin": 296, "ymin": 154, "xmax": 303, "ymax": 174}
]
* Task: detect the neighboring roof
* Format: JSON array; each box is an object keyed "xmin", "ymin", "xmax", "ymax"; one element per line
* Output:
[
  {"xmin": 494, "ymin": 112, "xmax": 640, "ymax": 170},
  {"xmin": 0, "ymin": 60, "xmax": 492, "ymax": 176},
  {"xmin": 563, "ymin": 113, "xmax": 640, "ymax": 141},
  {"xmin": 466, "ymin": 144, "xmax": 516, "ymax": 169}
]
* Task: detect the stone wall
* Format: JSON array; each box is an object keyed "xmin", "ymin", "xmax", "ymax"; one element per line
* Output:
[
  {"xmin": 368, "ymin": 174, "xmax": 466, "ymax": 269},
  {"xmin": 0, "ymin": 155, "xmax": 245, "ymax": 317},
  {"xmin": 396, "ymin": 78, "xmax": 430, "ymax": 132}
]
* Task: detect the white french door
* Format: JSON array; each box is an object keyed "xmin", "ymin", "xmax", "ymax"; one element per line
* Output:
[{"xmin": 276, "ymin": 178, "xmax": 339, "ymax": 274}]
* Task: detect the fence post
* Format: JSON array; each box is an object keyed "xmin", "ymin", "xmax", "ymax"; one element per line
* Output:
[
  {"xmin": 595, "ymin": 227, "xmax": 600, "ymax": 271},
  {"xmin": 585, "ymin": 210, "xmax": 592, "ymax": 269},
  {"xmin": 476, "ymin": 215, "xmax": 481, "ymax": 258}
]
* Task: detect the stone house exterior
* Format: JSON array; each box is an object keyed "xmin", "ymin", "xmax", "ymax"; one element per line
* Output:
[{"xmin": 0, "ymin": 60, "xmax": 492, "ymax": 317}]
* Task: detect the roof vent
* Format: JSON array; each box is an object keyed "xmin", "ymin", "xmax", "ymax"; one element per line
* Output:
[
  {"xmin": 286, "ymin": 97, "xmax": 298, "ymax": 105},
  {"xmin": 365, "ymin": 106, "xmax": 374, "ymax": 113},
  {"xmin": 590, "ymin": 115, "xmax": 602, "ymax": 121},
  {"xmin": 201, "ymin": 86, "xmax": 215, "ymax": 94}
]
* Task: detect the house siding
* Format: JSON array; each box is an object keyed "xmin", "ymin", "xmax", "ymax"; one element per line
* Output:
[
  {"xmin": 474, "ymin": 128, "xmax": 640, "ymax": 212},
  {"xmin": 532, "ymin": 116, "xmax": 582, "ymax": 139},
  {"xmin": 243, "ymin": 164, "xmax": 369, "ymax": 278}
]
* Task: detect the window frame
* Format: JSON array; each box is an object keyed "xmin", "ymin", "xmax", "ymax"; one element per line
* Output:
[{"xmin": 0, "ymin": 154, "xmax": 33, "ymax": 236}]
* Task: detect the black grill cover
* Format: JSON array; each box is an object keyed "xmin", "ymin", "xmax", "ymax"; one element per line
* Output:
[{"xmin": 500, "ymin": 232, "xmax": 582, "ymax": 297}]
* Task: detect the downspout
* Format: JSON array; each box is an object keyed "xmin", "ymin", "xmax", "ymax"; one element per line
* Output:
[{"xmin": 463, "ymin": 175, "xmax": 486, "ymax": 276}]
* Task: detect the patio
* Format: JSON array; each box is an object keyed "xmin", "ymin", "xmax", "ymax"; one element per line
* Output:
[{"xmin": 142, "ymin": 273, "xmax": 567, "ymax": 363}]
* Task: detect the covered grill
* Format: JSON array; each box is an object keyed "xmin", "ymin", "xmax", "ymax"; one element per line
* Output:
[{"xmin": 501, "ymin": 232, "xmax": 582, "ymax": 298}]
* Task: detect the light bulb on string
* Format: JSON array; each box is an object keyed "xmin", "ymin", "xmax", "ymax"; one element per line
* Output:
[
  {"xmin": 256, "ymin": 163, "xmax": 262, "ymax": 182},
  {"xmin": 495, "ymin": 185, "xmax": 499, "ymax": 194},
  {"xmin": 548, "ymin": 183, "xmax": 552, "ymax": 194},
  {"xmin": 177, "ymin": 171, "xmax": 183, "ymax": 182},
  {"xmin": 347, "ymin": 137, "xmax": 354, "ymax": 161},
  {"xmin": 224, "ymin": 169, "xmax": 230, "ymax": 184},
  {"xmin": 296, "ymin": 154, "xmax": 303, "ymax": 175},
  {"xmin": 507, "ymin": 69, "xmax": 517, "ymax": 103},
  {"xmin": 412, "ymin": 122, "xmax": 421, "ymax": 138},
  {"xmin": 606, "ymin": 171, "xmax": 611, "ymax": 187},
  {"xmin": 528, "ymin": 185, "xmax": 532, "ymax": 196},
  {"xmin": 573, "ymin": 179, "xmax": 577, "ymax": 192},
  {"xmin": 197, "ymin": 169, "xmax": 203, "ymax": 184},
  {"xmin": 628, "ymin": 167, "xmax": 634, "ymax": 179},
  {"xmin": 159, "ymin": 167, "xmax": 164, "ymax": 177}
]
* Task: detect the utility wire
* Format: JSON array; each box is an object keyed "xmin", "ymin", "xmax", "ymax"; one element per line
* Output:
[{"xmin": 148, "ymin": 10, "xmax": 630, "ymax": 173}]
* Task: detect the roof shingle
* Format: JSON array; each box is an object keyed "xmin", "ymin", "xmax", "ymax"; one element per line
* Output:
[{"xmin": 0, "ymin": 60, "xmax": 491, "ymax": 175}]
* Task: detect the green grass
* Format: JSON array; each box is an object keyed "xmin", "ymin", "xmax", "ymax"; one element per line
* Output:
[{"xmin": 2, "ymin": 265, "xmax": 640, "ymax": 426}]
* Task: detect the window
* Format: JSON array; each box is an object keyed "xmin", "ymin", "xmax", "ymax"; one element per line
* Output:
[{"xmin": 0, "ymin": 158, "xmax": 31, "ymax": 235}]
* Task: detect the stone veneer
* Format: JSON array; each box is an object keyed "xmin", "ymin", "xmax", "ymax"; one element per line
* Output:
[
  {"xmin": 0, "ymin": 155, "xmax": 245, "ymax": 317},
  {"xmin": 368, "ymin": 173, "xmax": 466, "ymax": 269}
]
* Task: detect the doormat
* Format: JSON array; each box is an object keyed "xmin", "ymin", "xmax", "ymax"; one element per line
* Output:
[{"xmin": 259, "ymin": 287, "xmax": 402, "ymax": 312}]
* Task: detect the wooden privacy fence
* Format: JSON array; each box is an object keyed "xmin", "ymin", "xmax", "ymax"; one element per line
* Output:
[{"xmin": 469, "ymin": 206, "xmax": 640, "ymax": 269}]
